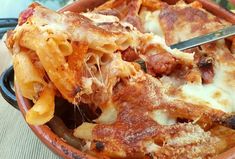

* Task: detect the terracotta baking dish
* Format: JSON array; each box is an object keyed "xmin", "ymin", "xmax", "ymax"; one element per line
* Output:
[{"xmin": 9, "ymin": 0, "xmax": 235, "ymax": 159}]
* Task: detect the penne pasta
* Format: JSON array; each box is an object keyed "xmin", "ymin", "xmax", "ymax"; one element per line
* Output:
[
  {"xmin": 68, "ymin": 41, "xmax": 88, "ymax": 71},
  {"xmin": 84, "ymin": 52, "xmax": 99, "ymax": 66},
  {"xmin": 73, "ymin": 122, "xmax": 96, "ymax": 141},
  {"xmin": 94, "ymin": 43, "xmax": 118, "ymax": 54},
  {"xmin": 67, "ymin": 41, "xmax": 88, "ymax": 81},
  {"xmin": 36, "ymin": 37, "xmax": 79, "ymax": 103},
  {"xmin": 99, "ymin": 53, "xmax": 113, "ymax": 65},
  {"xmin": 20, "ymin": 30, "xmax": 79, "ymax": 103},
  {"xmin": 26, "ymin": 85, "xmax": 55, "ymax": 125},
  {"xmin": 57, "ymin": 40, "xmax": 73, "ymax": 57},
  {"xmin": 13, "ymin": 52, "xmax": 46, "ymax": 100}
]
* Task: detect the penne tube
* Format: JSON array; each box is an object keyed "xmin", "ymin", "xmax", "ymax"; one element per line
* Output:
[
  {"xmin": 13, "ymin": 52, "xmax": 46, "ymax": 100},
  {"xmin": 99, "ymin": 53, "xmax": 113, "ymax": 66},
  {"xmin": 20, "ymin": 31, "xmax": 79, "ymax": 102},
  {"xmin": 36, "ymin": 38, "xmax": 79, "ymax": 103},
  {"xmin": 57, "ymin": 40, "xmax": 73, "ymax": 56},
  {"xmin": 68, "ymin": 41, "xmax": 88, "ymax": 71},
  {"xmin": 84, "ymin": 52, "xmax": 99, "ymax": 66},
  {"xmin": 74, "ymin": 122, "xmax": 96, "ymax": 140},
  {"xmin": 19, "ymin": 30, "xmax": 80, "ymax": 103},
  {"xmin": 94, "ymin": 43, "xmax": 118, "ymax": 54},
  {"xmin": 26, "ymin": 85, "xmax": 55, "ymax": 125},
  {"xmin": 67, "ymin": 41, "xmax": 88, "ymax": 81}
]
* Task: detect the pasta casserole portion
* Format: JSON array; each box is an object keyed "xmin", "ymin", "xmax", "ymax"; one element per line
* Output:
[{"xmin": 5, "ymin": 0, "xmax": 235, "ymax": 158}]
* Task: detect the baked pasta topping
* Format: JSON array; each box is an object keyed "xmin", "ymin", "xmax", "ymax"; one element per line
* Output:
[{"xmin": 5, "ymin": 0, "xmax": 235, "ymax": 158}]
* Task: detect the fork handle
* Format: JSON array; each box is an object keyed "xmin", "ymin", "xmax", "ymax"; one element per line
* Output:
[
  {"xmin": 0, "ymin": 18, "xmax": 18, "ymax": 27},
  {"xmin": 0, "ymin": 18, "xmax": 18, "ymax": 38}
]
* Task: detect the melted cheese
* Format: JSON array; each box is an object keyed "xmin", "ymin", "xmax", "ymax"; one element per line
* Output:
[
  {"xmin": 33, "ymin": 8, "xmax": 68, "ymax": 33},
  {"xmin": 140, "ymin": 10, "xmax": 164, "ymax": 38},
  {"xmin": 95, "ymin": 100, "xmax": 117, "ymax": 124},
  {"xmin": 81, "ymin": 12, "xmax": 119, "ymax": 24},
  {"xmin": 167, "ymin": 124, "xmax": 216, "ymax": 146},
  {"xmin": 181, "ymin": 84, "xmax": 233, "ymax": 113},
  {"xmin": 178, "ymin": 57, "xmax": 235, "ymax": 113},
  {"xmin": 150, "ymin": 110, "xmax": 176, "ymax": 125},
  {"xmin": 143, "ymin": 141, "xmax": 160, "ymax": 153},
  {"xmin": 103, "ymin": 53, "xmax": 139, "ymax": 78},
  {"xmin": 148, "ymin": 35, "xmax": 194, "ymax": 64}
]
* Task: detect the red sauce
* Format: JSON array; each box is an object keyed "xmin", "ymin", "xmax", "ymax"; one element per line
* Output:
[{"xmin": 18, "ymin": 6, "xmax": 36, "ymax": 25}]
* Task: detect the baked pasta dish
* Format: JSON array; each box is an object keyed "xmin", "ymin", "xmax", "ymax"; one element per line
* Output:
[{"xmin": 5, "ymin": 0, "xmax": 235, "ymax": 158}]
